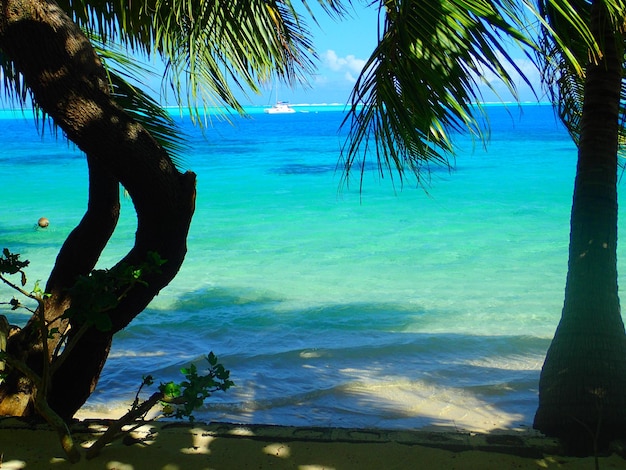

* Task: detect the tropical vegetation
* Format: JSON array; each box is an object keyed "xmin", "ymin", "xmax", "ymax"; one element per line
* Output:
[
  {"xmin": 0, "ymin": 0, "xmax": 331, "ymax": 421},
  {"xmin": 342, "ymin": 0, "xmax": 626, "ymax": 452},
  {"xmin": 530, "ymin": 0, "xmax": 626, "ymax": 452},
  {"xmin": 0, "ymin": 0, "xmax": 625, "ymax": 458}
]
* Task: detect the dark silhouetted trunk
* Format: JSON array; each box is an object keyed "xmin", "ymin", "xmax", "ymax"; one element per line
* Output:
[
  {"xmin": 534, "ymin": 0, "xmax": 626, "ymax": 452},
  {"xmin": 0, "ymin": 0, "xmax": 195, "ymax": 420}
]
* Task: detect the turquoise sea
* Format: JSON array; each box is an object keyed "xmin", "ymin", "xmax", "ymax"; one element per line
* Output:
[{"xmin": 0, "ymin": 104, "xmax": 616, "ymax": 431}]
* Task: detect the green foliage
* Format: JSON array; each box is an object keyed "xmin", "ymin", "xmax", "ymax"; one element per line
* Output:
[
  {"xmin": 63, "ymin": 252, "xmax": 167, "ymax": 331},
  {"xmin": 533, "ymin": 0, "xmax": 626, "ymax": 162},
  {"xmin": 46, "ymin": 0, "xmax": 343, "ymax": 127},
  {"xmin": 1, "ymin": 250, "xmax": 169, "ymax": 358},
  {"xmin": 62, "ymin": 269, "xmax": 120, "ymax": 331},
  {"xmin": 0, "ymin": 248, "xmax": 29, "ymax": 285},
  {"xmin": 341, "ymin": 0, "xmax": 533, "ymax": 189},
  {"xmin": 31, "ymin": 280, "xmax": 48, "ymax": 297},
  {"xmin": 2, "ymin": 252, "xmax": 234, "ymax": 460},
  {"xmin": 159, "ymin": 353, "xmax": 234, "ymax": 421},
  {"xmin": 142, "ymin": 374, "xmax": 154, "ymax": 387},
  {"xmin": 0, "ymin": 250, "xmax": 39, "ymax": 316},
  {"xmin": 1, "ymin": 251, "xmax": 234, "ymax": 420}
]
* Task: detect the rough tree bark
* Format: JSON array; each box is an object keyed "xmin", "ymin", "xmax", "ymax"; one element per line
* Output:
[
  {"xmin": 534, "ymin": 0, "xmax": 626, "ymax": 452},
  {"xmin": 0, "ymin": 0, "xmax": 196, "ymax": 420}
]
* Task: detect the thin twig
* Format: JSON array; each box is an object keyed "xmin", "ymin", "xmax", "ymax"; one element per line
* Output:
[
  {"xmin": 86, "ymin": 391, "xmax": 164, "ymax": 459},
  {"xmin": 0, "ymin": 273, "xmax": 39, "ymax": 302},
  {"xmin": 2, "ymin": 355, "xmax": 81, "ymax": 462}
]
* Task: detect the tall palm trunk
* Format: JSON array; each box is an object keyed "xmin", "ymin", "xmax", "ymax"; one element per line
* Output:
[
  {"xmin": 0, "ymin": 0, "xmax": 196, "ymax": 419},
  {"xmin": 534, "ymin": 0, "xmax": 626, "ymax": 451}
]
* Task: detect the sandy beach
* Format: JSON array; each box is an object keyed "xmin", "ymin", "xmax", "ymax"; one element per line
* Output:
[{"xmin": 1, "ymin": 417, "xmax": 625, "ymax": 469}]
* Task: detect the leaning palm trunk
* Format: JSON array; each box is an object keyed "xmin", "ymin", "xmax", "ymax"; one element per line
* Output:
[
  {"xmin": 534, "ymin": 0, "xmax": 626, "ymax": 451},
  {"xmin": 0, "ymin": 0, "xmax": 195, "ymax": 420}
]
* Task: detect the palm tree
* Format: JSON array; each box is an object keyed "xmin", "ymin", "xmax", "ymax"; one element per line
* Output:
[
  {"xmin": 340, "ymin": 0, "xmax": 626, "ymax": 451},
  {"xmin": 0, "ymin": 0, "xmax": 341, "ymax": 420},
  {"xmin": 340, "ymin": 0, "xmax": 531, "ymax": 188},
  {"xmin": 531, "ymin": 0, "xmax": 626, "ymax": 451},
  {"xmin": 0, "ymin": 0, "xmax": 548, "ymax": 424},
  {"xmin": 4, "ymin": 0, "xmax": 624, "ymax": 451}
]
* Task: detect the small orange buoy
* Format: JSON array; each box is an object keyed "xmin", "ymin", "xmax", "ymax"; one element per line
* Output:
[{"xmin": 37, "ymin": 217, "xmax": 49, "ymax": 228}]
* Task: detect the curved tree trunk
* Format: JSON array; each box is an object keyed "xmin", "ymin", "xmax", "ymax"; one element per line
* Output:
[
  {"xmin": 0, "ymin": 154, "xmax": 121, "ymax": 417},
  {"xmin": 0, "ymin": 0, "xmax": 196, "ymax": 420},
  {"xmin": 534, "ymin": 0, "xmax": 626, "ymax": 452}
]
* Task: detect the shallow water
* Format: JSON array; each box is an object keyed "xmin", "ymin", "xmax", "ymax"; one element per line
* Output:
[{"xmin": 1, "ymin": 104, "xmax": 619, "ymax": 431}]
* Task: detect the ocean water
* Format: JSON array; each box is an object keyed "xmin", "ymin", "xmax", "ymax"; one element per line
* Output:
[{"xmin": 0, "ymin": 104, "xmax": 616, "ymax": 431}]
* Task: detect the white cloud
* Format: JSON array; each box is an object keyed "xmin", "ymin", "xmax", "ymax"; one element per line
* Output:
[
  {"xmin": 322, "ymin": 50, "xmax": 366, "ymax": 76},
  {"xmin": 344, "ymin": 72, "xmax": 358, "ymax": 83}
]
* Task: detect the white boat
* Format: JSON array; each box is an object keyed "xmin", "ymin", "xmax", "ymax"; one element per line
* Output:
[
  {"xmin": 264, "ymin": 82, "xmax": 296, "ymax": 114},
  {"xmin": 264, "ymin": 101, "xmax": 296, "ymax": 114}
]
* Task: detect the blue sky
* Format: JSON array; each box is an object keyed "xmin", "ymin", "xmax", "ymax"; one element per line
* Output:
[
  {"xmin": 252, "ymin": 3, "xmax": 382, "ymax": 105},
  {"xmin": 246, "ymin": 2, "xmax": 542, "ymax": 106},
  {"xmin": 0, "ymin": 2, "xmax": 542, "ymax": 109},
  {"xmin": 118, "ymin": 3, "xmax": 382, "ymax": 108}
]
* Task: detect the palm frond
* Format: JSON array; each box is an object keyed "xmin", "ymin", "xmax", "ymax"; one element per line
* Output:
[
  {"xmin": 341, "ymin": 0, "xmax": 533, "ymax": 189},
  {"xmin": 1, "ymin": 34, "xmax": 186, "ymax": 165},
  {"xmin": 529, "ymin": 0, "xmax": 597, "ymax": 77},
  {"xmin": 57, "ymin": 0, "xmax": 332, "ymax": 117},
  {"xmin": 532, "ymin": 0, "xmax": 591, "ymax": 143},
  {"xmin": 533, "ymin": 0, "xmax": 626, "ymax": 162},
  {"xmin": 537, "ymin": 39, "xmax": 583, "ymax": 145},
  {"xmin": 93, "ymin": 40, "xmax": 188, "ymax": 166},
  {"xmin": 0, "ymin": 52, "xmax": 29, "ymax": 107},
  {"xmin": 157, "ymin": 0, "xmax": 320, "ymax": 119},
  {"xmin": 301, "ymin": 0, "xmax": 353, "ymax": 23},
  {"xmin": 5, "ymin": 0, "xmax": 349, "ymax": 165},
  {"xmin": 56, "ymin": 0, "xmax": 154, "ymax": 54}
]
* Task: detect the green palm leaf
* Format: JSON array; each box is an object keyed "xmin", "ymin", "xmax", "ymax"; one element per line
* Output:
[
  {"xmin": 341, "ymin": 0, "xmax": 533, "ymax": 189},
  {"xmin": 93, "ymin": 41, "xmax": 188, "ymax": 166},
  {"xmin": 5, "ymin": 1, "xmax": 345, "ymax": 159},
  {"xmin": 1, "ymin": 37, "xmax": 187, "ymax": 165},
  {"xmin": 534, "ymin": 0, "xmax": 626, "ymax": 161},
  {"xmin": 0, "ymin": 52, "xmax": 28, "ymax": 107},
  {"xmin": 56, "ymin": 0, "xmax": 338, "ymax": 116}
]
